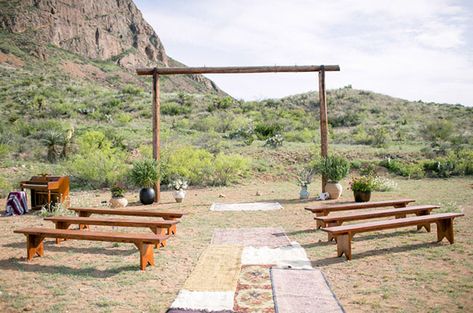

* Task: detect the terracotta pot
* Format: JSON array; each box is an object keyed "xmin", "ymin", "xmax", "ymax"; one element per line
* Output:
[
  {"xmin": 354, "ymin": 191, "xmax": 371, "ymax": 202},
  {"xmin": 325, "ymin": 182, "xmax": 343, "ymax": 199},
  {"xmin": 173, "ymin": 190, "xmax": 186, "ymax": 203},
  {"xmin": 109, "ymin": 197, "xmax": 128, "ymax": 208}
]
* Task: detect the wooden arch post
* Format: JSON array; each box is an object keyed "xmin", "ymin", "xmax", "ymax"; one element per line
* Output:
[
  {"xmin": 318, "ymin": 67, "xmax": 329, "ymax": 192},
  {"xmin": 152, "ymin": 70, "xmax": 161, "ymax": 202},
  {"xmin": 137, "ymin": 64, "xmax": 340, "ymax": 201}
]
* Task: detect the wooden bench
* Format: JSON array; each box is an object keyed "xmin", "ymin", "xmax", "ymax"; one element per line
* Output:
[
  {"xmin": 69, "ymin": 207, "xmax": 184, "ymax": 234},
  {"xmin": 321, "ymin": 213, "xmax": 464, "ymax": 260},
  {"xmin": 316, "ymin": 205, "xmax": 440, "ymax": 240},
  {"xmin": 305, "ymin": 199, "xmax": 416, "ymax": 228},
  {"xmin": 44, "ymin": 216, "xmax": 179, "ymax": 246},
  {"xmin": 14, "ymin": 228, "xmax": 170, "ymax": 270}
]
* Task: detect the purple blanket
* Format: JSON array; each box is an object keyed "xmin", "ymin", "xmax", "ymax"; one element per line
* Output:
[{"xmin": 4, "ymin": 191, "xmax": 28, "ymax": 216}]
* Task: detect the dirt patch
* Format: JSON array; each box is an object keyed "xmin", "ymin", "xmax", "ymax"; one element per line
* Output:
[
  {"xmin": 61, "ymin": 61, "xmax": 106, "ymax": 80},
  {"xmin": 0, "ymin": 178, "xmax": 472, "ymax": 312},
  {"xmin": 0, "ymin": 52, "xmax": 24, "ymax": 67}
]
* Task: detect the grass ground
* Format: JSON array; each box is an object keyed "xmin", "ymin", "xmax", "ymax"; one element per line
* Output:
[{"xmin": 0, "ymin": 177, "xmax": 472, "ymax": 313}]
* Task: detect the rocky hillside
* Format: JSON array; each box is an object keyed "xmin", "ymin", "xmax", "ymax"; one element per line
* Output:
[{"xmin": 0, "ymin": 0, "xmax": 221, "ymax": 94}]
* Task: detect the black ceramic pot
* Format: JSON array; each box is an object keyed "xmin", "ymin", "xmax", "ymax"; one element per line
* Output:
[
  {"xmin": 139, "ymin": 187, "xmax": 155, "ymax": 205},
  {"xmin": 354, "ymin": 191, "xmax": 371, "ymax": 202}
]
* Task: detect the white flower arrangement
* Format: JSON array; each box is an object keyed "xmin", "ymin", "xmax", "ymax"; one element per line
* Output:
[{"xmin": 168, "ymin": 178, "xmax": 188, "ymax": 191}]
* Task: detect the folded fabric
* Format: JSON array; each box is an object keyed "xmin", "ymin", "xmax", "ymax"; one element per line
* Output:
[{"xmin": 4, "ymin": 191, "xmax": 28, "ymax": 216}]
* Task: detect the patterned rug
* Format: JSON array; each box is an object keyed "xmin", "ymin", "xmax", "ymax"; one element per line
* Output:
[
  {"xmin": 210, "ymin": 202, "xmax": 282, "ymax": 212},
  {"xmin": 211, "ymin": 227, "xmax": 290, "ymax": 248},
  {"xmin": 234, "ymin": 265, "xmax": 274, "ymax": 313}
]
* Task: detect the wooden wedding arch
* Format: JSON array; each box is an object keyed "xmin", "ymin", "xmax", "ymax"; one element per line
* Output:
[{"xmin": 136, "ymin": 65, "xmax": 340, "ymax": 202}]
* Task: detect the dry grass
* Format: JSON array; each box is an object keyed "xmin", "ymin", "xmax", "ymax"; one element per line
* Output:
[{"xmin": 0, "ymin": 177, "xmax": 472, "ymax": 312}]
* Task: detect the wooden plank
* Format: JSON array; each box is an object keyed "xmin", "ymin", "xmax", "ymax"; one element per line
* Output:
[
  {"xmin": 152, "ymin": 71, "xmax": 161, "ymax": 203},
  {"xmin": 69, "ymin": 207, "xmax": 184, "ymax": 219},
  {"xmin": 318, "ymin": 69, "xmax": 328, "ymax": 192},
  {"xmin": 14, "ymin": 228, "xmax": 170, "ymax": 244},
  {"xmin": 136, "ymin": 65, "xmax": 341, "ymax": 76},
  {"xmin": 44, "ymin": 216, "xmax": 179, "ymax": 227},
  {"xmin": 322, "ymin": 213, "xmax": 464, "ymax": 235},
  {"xmin": 305, "ymin": 199, "xmax": 416, "ymax": 213},
  {"xmin": 314, "ymin": 205, "xmax": 440, "ymax": 224}
]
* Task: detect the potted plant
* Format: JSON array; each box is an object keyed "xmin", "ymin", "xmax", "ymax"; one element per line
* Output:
[
  {"xmin": 169, "ymin": 177, "xmax": 188, "ymax": 203},
  {"xmin": 317, "ymin": 155, "xmax": 350, "ymax": 199},
  {"xmin": 350, "ymin": 176, "xmax": 377, "ymax": 202},
  {"xmin": 297, "ymin": 168, "xmax": 314, "ymax": 200},
  {"xmin": 109, "ymin": 183, "xmax": 128, "ymax": 208},
  {"xmin": 129, "ymin": 159, "xmax": 160, "ymax": 205}
]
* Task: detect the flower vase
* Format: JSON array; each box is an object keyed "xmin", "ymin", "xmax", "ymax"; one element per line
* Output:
[
  {"xmin": 173, "ymin": 190, "xmax": 186, "ymax": 203},
  {"xmin": 299, "ymin": 186, "xmax": 309, "ymax": 200}
]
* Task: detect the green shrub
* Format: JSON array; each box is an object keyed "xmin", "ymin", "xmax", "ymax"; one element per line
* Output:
[
  {"xmin": 207, "ymin": 96, "xmax": 233, "ymax": 112},
  {"xmin": 316, "ymin": 155, "xmax": 350, "ymax": 182},
  {"xmin": 129, "ymin": 159, "xmax": 160, "ymax": 188},
  {"xmin": 254, "ymin": 123, "xmax": 282, "ymax": 140},
  {"xmin": 122, "ymin": 85, "xmax": 143, "ymax": 95},
  {"xmin": 210, "ymin": 153, "xmax": 250, "ymax": 186},
  {"xmin": 68, "ymin": 130, "xmax": 127, "ymax": 188},
  {"xmin": 161, "ymin": 147, "xmax": 213, "ymax": 185},
  {"xmin": 161, "ymin": 102, "xmax": 192, "ymax": 115},
  {"xmin": 379, "ymin": 159, "xmax": 425, "ymax": 179},
  {"xmin": 264, "ymin": 134, "xmax": 284, "ymax": 148},
  {"xmin": 161, "ymin": 146, "xmax": 249, "ymax": 186}
]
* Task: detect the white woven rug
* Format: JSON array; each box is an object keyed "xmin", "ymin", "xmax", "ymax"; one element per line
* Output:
[{"xmin": 210, "ymin": 202, "xmax": 283, "ymax": 212}]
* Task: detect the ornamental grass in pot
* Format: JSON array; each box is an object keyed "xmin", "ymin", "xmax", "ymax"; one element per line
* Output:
[
  {"xmin": 317, "ymin": 155, "xmax": 350, "ymax": 199},
  {"xmin": 350, "ymin": 176, "xmax": 377, "ymax": 202},
  {"xmin": 109, "ymin": 182, "xmax": 128, "ymax": 208},
  {"xmin": 129, "ymin": 159, "xmax": 160, "ymax": 205}
]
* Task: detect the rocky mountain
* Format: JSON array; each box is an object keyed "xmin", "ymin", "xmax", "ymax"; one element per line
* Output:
[{"xmin": 0, "ymin": 0, "xmax": 221, "ymax": 93}]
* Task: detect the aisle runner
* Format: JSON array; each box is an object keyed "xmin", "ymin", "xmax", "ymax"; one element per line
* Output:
[{"xmin": 167, "ymin": 227, "xmax": 343, "ymax": 313}]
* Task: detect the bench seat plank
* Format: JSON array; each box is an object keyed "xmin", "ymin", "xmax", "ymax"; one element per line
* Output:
[
  {"xmin": 321, "ymin": 213, "xmax": 464, "ymax": 260},
  {"xmin": 44, "ymin": 216, "xmax": 179, "ymax": 246},
  {"xmin": 14, "ymin": 228, "xmax": 170, "ymax": 270},
  {"xmin": 69, "ymin": 207, "xmax": 184, "ymax": 219},
  {"xmin": 305, "ymin": 199, "xmax": 416, "ymax": 213}
]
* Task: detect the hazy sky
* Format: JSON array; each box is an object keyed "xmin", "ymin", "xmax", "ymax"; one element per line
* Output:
[{"xmin": 135, "ymin": 0, "xmax": 473, "ymax": 106}]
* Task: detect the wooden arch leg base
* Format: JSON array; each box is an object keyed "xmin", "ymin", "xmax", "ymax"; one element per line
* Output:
[
  {"xmin": 135, "ymin": 242, "xmax": 155, "ymax": 271},
  {"xmin": 26, "ymin": 234, "xmax": 45, "ymax": 261}
]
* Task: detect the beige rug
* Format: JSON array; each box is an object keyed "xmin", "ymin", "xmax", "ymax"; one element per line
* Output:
[
  {"xmin": 210, "ymin": 202, "xmax": 282, "ymax": 211},
  {"xmin": 183, "ymin": 245, "xmax": 243, "ymax": 292},
  {"xmin": 271, "ymin": 268, "xmax": 344, "ymax": 313}
]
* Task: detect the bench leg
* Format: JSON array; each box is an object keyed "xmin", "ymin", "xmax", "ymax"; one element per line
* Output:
[
  {"xmin": 162, "ymin": 218, "xmax": 177, "ymax": 235},
  {"xmin": 326, "ymin": 221, "xmax": 340, "ymax": 241},
  {"xmin": 315, "ymin": 211, "xmax": 328, "ymax": 229},
  {"xmin": 336, "ymin": 234, "xmax": 352, "ymax": 260},
  {"xmin": 77, "ymin": 212, "xmax": 91, "ymax": 229},
  {"xmin": 416, "ymin": 210, "xmax": 431, "ymax": 232},
  {"xmin": 150, "ymin": 227, "xmax": 167, "ymax": 248},
  {"xmin": 135, "ymin": 243, "xmax": 155, "ymax": 270},
  {"xmin": 26, "ymin": 235, "xmax": 44, "ymax": 261},
  {"xmin": 55, "ymin": 222, "xmax": 70, "ymax": 244},
  {"xmin": 437, "ymin": 219, "xmax": 454, "ymax": 244}
]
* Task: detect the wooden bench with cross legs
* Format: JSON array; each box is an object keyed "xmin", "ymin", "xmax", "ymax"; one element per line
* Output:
[
  {"xmin": 315, "ymin": 204, "xmax": 440, "ymax": 240},
  {"xmin": 321, "ymin": 212, "xmax": 464, "ymax": 260},
  {"xmin": 14, "ymin": 228, "xmax": 170, "ymax": 270},
  {"xmin": 305, "ymin": 199, "xmax": 416, "ymax": 229}
]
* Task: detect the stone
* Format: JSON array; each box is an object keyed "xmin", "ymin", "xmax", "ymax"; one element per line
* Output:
[
  {"xmin": 256, "ymin": 191, "xmax": 262, "ymax": 196},
  {"xmin": 218, "ymin": 194, "xmax": 226, "ymax": 198}
]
